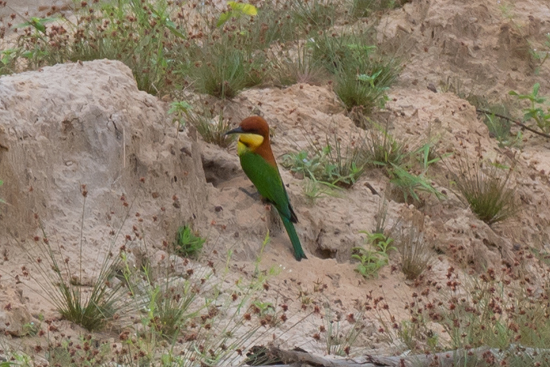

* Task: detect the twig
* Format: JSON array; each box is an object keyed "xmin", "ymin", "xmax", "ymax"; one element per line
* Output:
[{"xmin": 475, "ymin": 108, "xmax": 550, "ymax": 139}]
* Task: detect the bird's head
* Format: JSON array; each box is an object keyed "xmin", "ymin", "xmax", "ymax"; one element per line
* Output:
[{"xmin": 225, "ymin": 116, "xmax": 270, "ymax": 154}]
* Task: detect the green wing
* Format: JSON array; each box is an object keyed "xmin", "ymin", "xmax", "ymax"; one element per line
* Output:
[
  {"xmin": 239, "ymin": 151, "xmax": 295, "ymax": 222},
  {"xmin": 240, "ymin": 151, "xmax": 306, "ymax": 260}
]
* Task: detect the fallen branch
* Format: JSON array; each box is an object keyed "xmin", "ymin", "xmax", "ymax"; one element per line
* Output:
[
  {"xmin": 475, "ymin": 108, "xmax": 550, "ymax": 139},
  {"xmin": 255, "ymin": 344, "xmax": 550, "ymax": 367}
]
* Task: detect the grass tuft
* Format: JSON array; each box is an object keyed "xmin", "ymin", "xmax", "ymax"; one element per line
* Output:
[
  {"xmin": 311, "ymin": 32, "xmax": 400, "ymax": 114},
  {"xmin": 185, "ymin": 104, "xmax": 236, "ymax": 148},
  {"xmin": 174, "ymin": 225, "xmax": 206, "ymax": 258},
  {"xmin": 450, "ymin": 160, "xmax": 519, "ymax": 225},
  {"xmin": 394, "ymin": 216, "xmax": 433, "ymax": 280}
]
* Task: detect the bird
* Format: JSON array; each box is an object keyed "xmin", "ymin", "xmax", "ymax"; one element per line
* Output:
[{"xmin": 225, "ymin": 116, "xmax": 307, "ymax": 261}]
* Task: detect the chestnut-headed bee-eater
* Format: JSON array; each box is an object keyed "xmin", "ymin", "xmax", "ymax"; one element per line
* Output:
[{"xmin": 225, "ymin": 116, "xmax": 307, "ymax": 261}]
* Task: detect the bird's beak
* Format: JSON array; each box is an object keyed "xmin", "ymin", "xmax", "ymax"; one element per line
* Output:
[{"xmin": 224, "ymin": 126, "xmax": 245, "ymax": 136}]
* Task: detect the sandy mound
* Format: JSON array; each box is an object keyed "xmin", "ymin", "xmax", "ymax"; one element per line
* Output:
[{"xmin": 0, "ymin": 59, "xmax": 207, "ymax": 334}]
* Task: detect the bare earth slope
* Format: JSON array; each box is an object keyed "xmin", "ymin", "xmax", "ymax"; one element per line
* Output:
[{"xmin": 1, "ymin": 0, "xmax": 550, "ymax": 362}]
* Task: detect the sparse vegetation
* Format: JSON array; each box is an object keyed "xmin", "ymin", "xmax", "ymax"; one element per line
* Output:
[
  {"xmin": 190, "ymin": 40, "xmax": 269, "ymax": 99},
  {"xmin": 13, "ymin": 0, "xmax": 189, "ymax": 94},
  {"xmin": 282, "ymin": 135, "xmax": 366, "ymax": 188},
  {"xmin": 322, "ymin": 309, "xmax": 365, "ymax": 356},
  {"xmin": 174, "ymin": 225, "xmax": 206, "ymax": 258},
  {"xmin": 291, "ymin": 0, "xmax": 337, "ymax": 31},
  {"xmin": 394, "ymin": 217, "xmax": 433, "ymax": 280},
  {"xmin": 478, "ymin": 103, "xmax": 523, "ymax": 148},
  {"xmin": 302, "ymin": 178, "xmax": 333, "ymax": 204},
  {"xmin": 529, "ymin": 33, "xmax": 550, "ymax": 74},
  {"xmin": 388, "ymin": 164, "xmax": 444, "ymax": 204},
  {"xmin": 274, "ymin": 43, "xmax": 328, "ymax": 86},
  {"xmin": 450, "ymin": 159, "xmax": 519, "ymax": 224},
  {"xmin": 375, "ymin": 264, "xmax": 550, "ymax": 364},
  {"xmin": 362, "ymin": 125, "xmax": 406, "ymax": 169},
  {"xmin": 351, "ymin": 0, "xmax": 408, "ymax": 18},
  {"xmin": 28, "ymin": 190, "xmax": 127, "ymax": 332},
  {"xmin": 185, "ymin": 104, "xmax": 236, "ymax": 147},
  {"xmin": 168, "ymin": 100, "xmax": 193, "ymax": 132},
  {"xmin": 311, "ymin": 33, "xmax": 400, "ymax": 113}
]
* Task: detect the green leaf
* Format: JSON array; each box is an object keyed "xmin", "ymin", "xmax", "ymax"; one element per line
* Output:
[
  {"xmin": 533, "ymin": 82, "xmax": 540, "ymax": 96},
  {"xmin": 168, "ymin": 101, "xmax": 192, "ymax": 115},
  {"xmin": 228, "ymin": 2, "xmax": 258, "ymax": 15},
  {"xmin": 16, "ymin": 16, "xmax": 57, "ymax": 34},
  {"xmin": 165, "ymin": 20, "xmax": 186, "ymax": 39},
  {"xmin": 216, "ymin": 11, "xmax": 233, "ymax": 27}
]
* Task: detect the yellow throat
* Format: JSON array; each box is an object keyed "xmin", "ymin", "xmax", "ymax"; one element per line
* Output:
[{"xmin": 237, "ymin": 133, "xmax": 264, "ymax": 155}]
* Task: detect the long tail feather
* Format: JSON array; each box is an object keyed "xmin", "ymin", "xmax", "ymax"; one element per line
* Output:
[{"xmin": 281, "ymin": 215, "xmax": 307, "ymax": 261}]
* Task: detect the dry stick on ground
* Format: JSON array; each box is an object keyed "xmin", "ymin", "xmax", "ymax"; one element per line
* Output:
[
  {"xmin": 476, "ymin": 108, "xmax": 550, "ymax": 139},
  {"xmin": 247, "ymin": 345, "xmax": 550, "ymax": 367}
]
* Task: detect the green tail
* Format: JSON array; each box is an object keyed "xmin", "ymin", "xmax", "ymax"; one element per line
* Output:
[{"xmin": 281, "ymin": 215, "xmax": 307, "ymax": 261}]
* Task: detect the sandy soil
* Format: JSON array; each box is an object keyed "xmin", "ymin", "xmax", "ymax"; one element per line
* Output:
[{"xmin": 1, "ymin": 0, "xmax": 550, "ymax": 363}]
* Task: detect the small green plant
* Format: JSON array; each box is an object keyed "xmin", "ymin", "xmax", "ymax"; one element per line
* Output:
[
  {"xmin": 174, "ymin": 225, "xmax": 206, "ymax": 258},
  {"xmin": 352, "ymin": 231, "xmax": 396, "ymax": 279},
  {"xmin": 137, "ymin": 267, "xmax": 200, "ymax": 341},
  {"xmin": 301, "ymin": 178, "xmax": 338, "ymax": 204},
  {"xmin": 450, "ymin": 160, "xmax": 519, "ymax": 225},
  {"xmin": 217, "ymin": 1, "xmax": 258, "ymax": 27},
  {"xmin": 389, "ymin": 164, "xmax": 444, "ymax": 204},
  {"xmin": 529, "ymin": 33, "xmax": 550, "ymax": 74},
  {"xmin": 0, "ymin": 49, "xmax": 20, "ymax": 76},
  {"xmin": 509, "ymin": 83, "xmax": 550, "ymax": 133},
  {"xmin": 372, "ymin": 197, "xmax": 389, "ymax": 235},
  {"xmin": 282, "ymin": 136, "xmax": 366, "ymax": 188},
  {"xmin": 477, "ymin": 103, "xmax": 523, "ymax": 148},
  {"xmin": 168, "ymin": 100, "xmax": 193, "ymax": 132}
]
